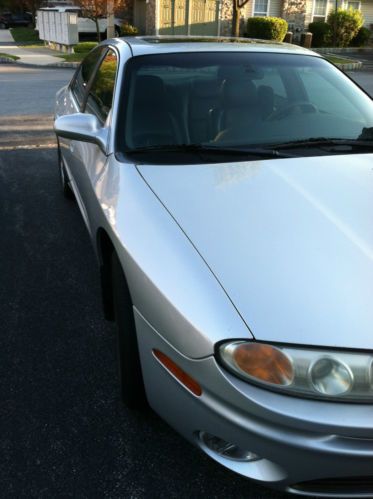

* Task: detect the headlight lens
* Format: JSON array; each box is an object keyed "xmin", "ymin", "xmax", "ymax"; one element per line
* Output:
[{"xmin": 219, "ymin": 341, "xmax": 373, "ymax": 402}]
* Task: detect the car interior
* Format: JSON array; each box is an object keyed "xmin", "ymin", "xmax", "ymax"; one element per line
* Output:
[{"xmin": 122, "ymin": 56, "xmax": 371, "ymax": 151}]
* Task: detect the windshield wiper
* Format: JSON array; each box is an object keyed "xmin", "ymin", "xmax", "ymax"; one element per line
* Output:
[
  {"xmin": 272, "ymin": 138, "xmax": 373, "ymax": 150},
  {"xmin": 126, "ymin": 143, "xmax": 295, "ymax": 158}
]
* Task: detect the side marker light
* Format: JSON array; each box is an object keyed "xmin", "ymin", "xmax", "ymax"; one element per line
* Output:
[{"xmin": 153, "ymin": 349, "xmax": 202, "ymax": 396}]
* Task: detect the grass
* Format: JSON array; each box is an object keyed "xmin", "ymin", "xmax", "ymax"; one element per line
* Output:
[
  {"xmin": 0, "ymin": 52, "xmax": 19, "ymax": 60},
  {"xmin": 10, "ymin": 27, "xmax": 42, "ymax": 44},
  {"xmin": 325, "ymin": 55, "xmax": 357, "ymax": 65},
  {"xmin": 56, "ymin": 52, "xmax": 86, "ymax": 62},
  {"xmin": 55, "ymin": 43, "xmax": 97, "ymax": 62}
]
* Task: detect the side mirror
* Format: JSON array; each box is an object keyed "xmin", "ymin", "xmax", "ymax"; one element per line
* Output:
[{"xmin": 54, "ymin": 113, "xmax": 109, "ymax": 153}]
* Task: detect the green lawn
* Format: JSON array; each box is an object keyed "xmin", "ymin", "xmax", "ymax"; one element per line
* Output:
[
  {"xmin": 56, "ymin": 52, "xmax": 87, "ymax": 62},
  {"xmin": 0, "ymin": 52, "xmax": 19, "ymax": 60},
  {"xmin": 10, "ymin": 27, "xmax": 42, "ymax": 44},
  {"xmin": 325, "ymin": 55, "xmax": 357, "ymax": 65},
  {"xmin": 56, "ymin": 43, "xmax": 97, "ymax": 62}
]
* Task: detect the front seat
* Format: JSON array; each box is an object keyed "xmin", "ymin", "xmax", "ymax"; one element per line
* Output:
[
  {"xmin": 210, "ymin": 79, "xmax": 259, "ymax": 137},
  {"xmin": 131, "ymin": 75, "xmax": 181, "ymax": 148}
]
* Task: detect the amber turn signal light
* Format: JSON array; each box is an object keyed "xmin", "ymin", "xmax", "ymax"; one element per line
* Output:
[
  {"xmin": 153, "ymin": 349, "xmax": 202, "ymax": 396},
  {"xmin": 221, "ymin": 342, "xmax": 294, "ymax": 386}
]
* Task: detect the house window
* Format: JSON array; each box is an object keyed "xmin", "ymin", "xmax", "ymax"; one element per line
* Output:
[
  {"xmin": 253, "ymin": 0, "xmax": 269, "ymax": 16},
  {"xmin": 347, "ymin": 1, "xmax": 360, "ymax": 9},
  {"xmin": 313, "ymin": 0, "xmax": 327, "ymax": 21}
]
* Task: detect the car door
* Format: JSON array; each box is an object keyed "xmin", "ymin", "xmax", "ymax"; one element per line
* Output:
[
  {"xmin": 66, "ymin": 48, "xmax": 119, "ymax": 234},
  {"xmin": 58, "ymin": 46, "xmax": 105, "ymax": 227}
]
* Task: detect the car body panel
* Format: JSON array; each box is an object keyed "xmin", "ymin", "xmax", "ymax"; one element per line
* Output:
[
  {"xmin": 92, "ymin": 155, "xmax": 253, "ymax": 358},
  {"xmin": 138, "ymin": 155, "xmax": 373, "ymax": 350},
  {"xmin": 135, "ymin": 307, "xmax": 373, "ymax": 490},
  {"xmin": 126, "ymin": 37, "xmax": 322, "ymax": 58}
]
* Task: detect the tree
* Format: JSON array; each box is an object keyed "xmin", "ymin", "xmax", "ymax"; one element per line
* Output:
[
  {"xmin": 231, "ymin": 0, "xmax": 250, "ymax": 37},
  {"xmin": 327, "ymin": 8, "xmax": 364, "ymax": 47},
  {"xmin": 76, "ymin": 0, "xmax": 125, "ymax": 41}
]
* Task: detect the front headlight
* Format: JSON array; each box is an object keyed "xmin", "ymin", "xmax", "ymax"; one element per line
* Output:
[{"xmin": 219, "ymin": 341, "xmax": 373, "ymax": 402}]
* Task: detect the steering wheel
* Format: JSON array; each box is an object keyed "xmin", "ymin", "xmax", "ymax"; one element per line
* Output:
[{"xmin": 266, "ymin": 101, "xmax": 319, "ymax": 121}]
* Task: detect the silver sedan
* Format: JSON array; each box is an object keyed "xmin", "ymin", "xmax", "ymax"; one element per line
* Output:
[{"xmin": 54, "ymin": 36, "xmax": 373, "ymax": 497}]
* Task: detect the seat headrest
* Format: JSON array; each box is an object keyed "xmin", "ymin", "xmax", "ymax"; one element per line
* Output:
[
  {"xmin": 191, "ymin": 79, "xmax": 221, "ymax": 98},
  {"xmin": 222, "ymin": 79, "xmax": 257, "ymax": 108},
  {"xmin": 134, "ymin": 75, "xmax": 166, "ymax": 106}
]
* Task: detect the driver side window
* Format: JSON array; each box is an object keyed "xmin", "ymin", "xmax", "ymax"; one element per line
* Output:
[
  {"xmin": 85, "ymin": 49, "xmax": 118, "ymax": 124},
  {"xmin": 71, "ymin": 47, "xmax": 105, "ymax": 110}
]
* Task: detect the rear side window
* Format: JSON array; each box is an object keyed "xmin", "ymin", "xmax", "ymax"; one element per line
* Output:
[
  {"xmin": 71, "ymin": 47, "xmax": 104, "ymax": 109},
  {"xmin": 85, "ymin": 49, "xmax": 118, "ymax": 123}
]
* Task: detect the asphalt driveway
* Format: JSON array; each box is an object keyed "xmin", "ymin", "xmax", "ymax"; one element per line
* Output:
[
  {"xmin": 0, "ymin": 147, "xmax": 287, "ymax": 498},
  {"xmin": 0, "ymin": 62, "xmax": 287, "ymax": 499}
]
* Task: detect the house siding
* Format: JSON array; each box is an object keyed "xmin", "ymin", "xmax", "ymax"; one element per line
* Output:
[
  {"xmin": 220, "ymin": 0, "xmax": 253, "ymax": 36},
  {"xmin": 361, "ymin": 1, "xmax": 373, "ymax": 27},
  {"xmin": 269, "ymin": 0, "xmax": 283, "ymax": 17}
]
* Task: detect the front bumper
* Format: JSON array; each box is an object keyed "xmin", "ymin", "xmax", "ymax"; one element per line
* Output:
[{"xmin": 135, "ymin": 309, "xmax": 373, "ymax": 497}]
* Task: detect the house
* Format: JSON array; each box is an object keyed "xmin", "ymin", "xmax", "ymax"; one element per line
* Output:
[{"xmin": 132, "ymin": 0, "xmax": 373, "ymax": 36}]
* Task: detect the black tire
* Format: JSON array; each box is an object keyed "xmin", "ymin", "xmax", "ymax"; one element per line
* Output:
[
  {"xmin": 58, "ymin": 144, "xmax": 74, "ymax": 200},
  {"xmin": 0, "ymin": 22, "xmax": 6, "ymax": 29},
  {"xmin": 111, "ymin": 251, "xmax": 147, "ymax": 409}
]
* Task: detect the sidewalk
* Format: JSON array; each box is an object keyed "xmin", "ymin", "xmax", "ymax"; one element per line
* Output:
[{"xmin": 0, "ymin": 29, "xmax": 71, "ymax": 66}]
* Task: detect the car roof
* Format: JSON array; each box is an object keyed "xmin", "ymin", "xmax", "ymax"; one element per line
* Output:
[{"xmin": 116, "ymin": 36, "xmax": 320, "ymax": 58}]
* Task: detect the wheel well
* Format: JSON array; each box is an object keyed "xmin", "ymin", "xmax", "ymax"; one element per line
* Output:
[{"xmin": 97, "ymin": 228, "xmax": 116, "ymax": 321}]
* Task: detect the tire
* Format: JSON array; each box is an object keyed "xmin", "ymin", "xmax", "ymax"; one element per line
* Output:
[
  {"xmin": 58, "ymin": 144, "xmax": 74, "ymax": 200},
  {"xmin": 0, "ymin": 23, "xmax": 6, "ymax": 29},
  {"xmin": 111, "ymin": 251, "xmax": 147, "ymax": 409}
]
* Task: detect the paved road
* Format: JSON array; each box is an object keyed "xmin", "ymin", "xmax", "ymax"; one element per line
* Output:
[
  {"xmin": 0, "ymin": 65, "xmax": 287, "ymax": 498},
  {"xmin": 0, "ymin": 28, "xmax": 14, "ymax": 43},
  {"xmin": 348, "ymin": 70, "xmax": 373, "ymax": 96},
  {"xmin": 0, "ymin": 65, "xmax": 73, "ymax": 147}
]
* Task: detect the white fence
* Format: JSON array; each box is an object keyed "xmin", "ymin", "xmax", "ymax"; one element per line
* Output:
[{"xmin": 37, "ymin": 11, "xmax": 79, "ymax": 47}]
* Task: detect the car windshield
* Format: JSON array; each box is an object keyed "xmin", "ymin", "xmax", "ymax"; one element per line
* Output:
[{"xmin": 119, "ymin": 52, "xmax": 373, "ymax": 162}]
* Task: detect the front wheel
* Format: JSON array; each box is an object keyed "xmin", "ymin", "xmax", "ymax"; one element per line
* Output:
[
  {"xmin": 0, "ymin": 22, "xmax": 7, "ymax": 29},
  {"xmin": 111, "ymin": 252, "xmax": 147, "ymax": 409}
]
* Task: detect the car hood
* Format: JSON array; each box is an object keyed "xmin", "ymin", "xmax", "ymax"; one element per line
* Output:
[{"xmin": 137, "ymin": 155, "xmax": 373, "ymax": 350}]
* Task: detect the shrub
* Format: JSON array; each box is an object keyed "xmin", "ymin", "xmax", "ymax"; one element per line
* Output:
[
  {"xmin": 120, "ymin": 23, "xmax": 138, "ymax": 36},
  {"xmin": 74, "ymin": 42, "xmax": 98, "ymax": 53},
  {"xmin": 350, "ymin": 26, "xmax": 371, "ymax": 46},
  {"xmin": 246, "ymin": 17, "xmax": 288, "ymax": 42},
  {"xmin": 308, "ymin": 21, "xmax": 331, "ymax": 47},
  {"xmin": 327, "ymin": 8, "xmax": 364, "ymax": 47}
]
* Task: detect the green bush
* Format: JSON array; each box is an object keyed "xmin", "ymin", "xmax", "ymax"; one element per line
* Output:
[
  {"xmin": 73, "ymin": 42, "xmax": 98, "ymax": 53},
  {"xmin": 246, "ymin": 17, "xmax": 288, "ymax": 42},
  {"xmin": 350, "ymin": 26, "xmax": 371, "ymax": 46},
  {"xmin": 327, "ymin": 8, "xmax": 364, "ymax": 47},
  {"xmin": 120, "ymin": 23, "xmax": 138, "ymax": 36},
  {"xmin": 308, "ymin": 21, "xmax": 331, "ymax": 47}
]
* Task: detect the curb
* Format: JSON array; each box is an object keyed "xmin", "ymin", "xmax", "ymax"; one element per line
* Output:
[
  {"xmin": 0, "ymin": 59, "xmax": 79, "ymax": 68},
  {"xmin": 335, "ymin": 61, "xmax": 363, "ymax": 70},
  {"xmin": 315, "ymin": 50, "xmax": 363, "ymax": 70}
]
